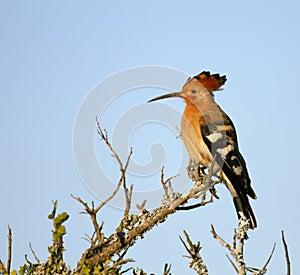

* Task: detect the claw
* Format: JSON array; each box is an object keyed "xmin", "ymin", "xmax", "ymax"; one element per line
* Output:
[{"xmin": 186, "ymin": 160, "xmax": 206, "ymax": 182}]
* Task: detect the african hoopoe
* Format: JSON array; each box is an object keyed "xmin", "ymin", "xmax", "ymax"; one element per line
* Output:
[{"xmin": 148, "ymin": 71, "xmax": 257, "ymax": 229}]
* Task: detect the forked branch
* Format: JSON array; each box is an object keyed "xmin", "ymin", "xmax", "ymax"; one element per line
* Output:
[
  {"xmin": 72, "ymin": 118, "xmax": 134, "ymax": 246},
  {"xmin": 282, "ymin": 231, "xmax": 291, "ymax": 275},
  {"xmin": 76, "ymin": 124, "xmax": 216, "ymax": 274},
  {"xmin": 180, "ymin": 230, "xmax": 208, "ymax": 275},
  {"xmin": 0, "ymin": 226, "xmax": 13, "ymax": 274},
  {"xmin": 211, "ymin": 213, "xmax": 276, "ymax": 275}
]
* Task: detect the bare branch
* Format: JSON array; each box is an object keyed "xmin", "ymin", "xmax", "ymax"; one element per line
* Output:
[
  {"xmin": 211, "ymin": 214, "xmax": 278, "ymax": 275},
  {"xmin": 74, "ymin": 121, "xmax": 135, "ymax": 247},
  {"xmin": 164, "ymin": 174, "xmax": 179, "ymax": 186},
  {"xmin": 232, "ymin": 229, "xmax": 237, "ymax": 250},
  {"xmin": 96, "ymin": 121, "xmax": 135, "ymax": 232},
  {"xmin": 282, "ymin": 231, "xmax": 291, "ymax": 275},
  {"xmin": 102, "ymin": 258, "xmax": 134, "ymax": 274},
  {"xmin": 92, "ymin": 216, "xmax": 102, "ymax": 245},
  {"xmin": 79, "ymin": 172, "xmax": 217, "ymax": 272},
  {"xmin": 7, "ymin": 226, "xmax": 12, "ymax": 274},
  {"xmin": 136, "ymin": 200, "xmax": 147, "ymax": 211},
  {"xmin": 29, "ymin": 243, "xmax": 40, "ymax": 264},
  {"xmin": 180, "ymin": 230, "xmax": 208, "ymax": 275},
  {"xmin": 124, "ymin": 147, "xmax": 133, "ymax": 171},
  {"xmin": 160, "ymin": 166, "xmax": 181, "ymax": 206},
  {"xmin": 263, "ymin": 242, "xmax": 276, "ymax": 270},
  {"xmin": 82, "ymin": 233, "xmax": 93, "ymax": 244},
  {"xmin": 211, "ymin": 213, "xmax": 251, "ymax": 275},
  {"xmin": 176, "ymin": 196, "xmax": 214, "ymax": 210},
  {"xmin": 120, "ymin": 266, "xmax": 133, "ymax": 274},
  {"xmin": 71, "ymin": 195, "xmax": 92, "ymax": 214},
  {"xmin": 95, "ymin": 177, "xmax": 124, "ymax": 213},
  {"xmin": 133, "ymin": 268, "xmax": 147, "ymax": 275},
  {"xmin": 96, "ymin": 116, "xmax": 123, "ymax": 169},
  {"xmin": 160, "ymin": 166, "xmax": 179, "ymax": 193},
  {"xmin": 77, "ymin": 125, "xmax": 217, "ymax": 273},
  {"xmin": 226, "ymin": 254, "xmax": 239, "ymax": 273},
  {"xmin": 180, "ymin": 232, "xmax": 193, "ymax": 255},
  {"xmin": 163, "ymin": 263, "xmax": 171, "ymax": 275},
  {"xmin": 211, "ymin": 224, "xmax": 232, "ymax": 251},
  {"xmin": 123, "ymin": 184, "xmax": 133, "ymax": 218},
  {"xmin": 71, "ymin": 195, "xmax": 103, "ymax": 244}
]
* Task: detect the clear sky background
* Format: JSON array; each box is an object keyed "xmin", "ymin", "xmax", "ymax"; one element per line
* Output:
[{"xmin": 1, "ymin": 1, "xmax": 300, "ymax": 274}]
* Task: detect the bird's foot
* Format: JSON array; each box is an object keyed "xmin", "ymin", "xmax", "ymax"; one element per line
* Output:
[
  {"xmin": 186, "ymin": 161, "xmax": 206, "ymax": 182},
  {"xmin": 187, "ymin": 160, "xmax": 221, "ymax": 199}
]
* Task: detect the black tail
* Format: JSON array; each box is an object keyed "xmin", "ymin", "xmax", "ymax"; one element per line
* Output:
[{"xmin": 233, "ymin": 196, "xmax": 257, "ymax": 229}]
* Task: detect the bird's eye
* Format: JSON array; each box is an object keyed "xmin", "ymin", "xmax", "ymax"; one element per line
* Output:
[{"xmin": 191, "ymin": 90, "xmax": 197, "ymax": 94}]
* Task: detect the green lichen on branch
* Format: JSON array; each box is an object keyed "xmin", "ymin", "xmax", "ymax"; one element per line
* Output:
[{"xmin": 12, "ymin": 201, "xmax": 72, "ymax": 275}]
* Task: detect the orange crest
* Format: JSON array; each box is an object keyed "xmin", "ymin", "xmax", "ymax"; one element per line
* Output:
[{"xmin": 194, "ymin": 71, "xmax": 227, "ymax": 92}]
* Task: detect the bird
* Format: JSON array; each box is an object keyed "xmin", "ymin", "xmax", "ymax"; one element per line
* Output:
[{"xmin": 148, "ymin": 71, "xmax": 257, "ymax": 229}]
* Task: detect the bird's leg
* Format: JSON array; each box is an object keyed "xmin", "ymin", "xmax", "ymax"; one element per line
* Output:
[
  {"xmin": 186, "ymin": 160, "xmax": 206, "ymax": 182},
  {"xmin": 187, "ymin": 160, "xmax": 221, "ymax": 199},
  {"xmin": 186, "ymin": 159, "xmax": 198, "ymax": 181}
]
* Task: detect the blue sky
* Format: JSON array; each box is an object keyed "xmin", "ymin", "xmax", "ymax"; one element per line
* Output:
[{"xmin": 1, "ymin": 1, "xmax": 300, "ymax": 274}]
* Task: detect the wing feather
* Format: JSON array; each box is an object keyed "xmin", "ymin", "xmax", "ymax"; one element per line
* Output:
[{"xmin": 200, "ymin": 112, "xmax": 256, "ymax": 199}]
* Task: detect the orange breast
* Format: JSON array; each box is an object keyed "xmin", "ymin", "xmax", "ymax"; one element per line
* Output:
[{"xmin": 181, "ymin": 104, "xmax": 211, "ymax": 166}]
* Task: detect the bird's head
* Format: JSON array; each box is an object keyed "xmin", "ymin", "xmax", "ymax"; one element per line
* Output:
[{"xmin": 148, "ymin": 71, "xmax": 227, "ymax": 104}]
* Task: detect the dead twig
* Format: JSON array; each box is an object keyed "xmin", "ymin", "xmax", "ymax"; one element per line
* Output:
[
  {"xmin": 7, "ymin": 226, "xmax": 12, "ymax": 274},
  {"xmin": 211, "ymin": 213, "xmax": 251, "ymax": 275},
  {"xmin": 96, "ymin": 118, "xmax": 134, "ymax": 230},
  {"xmin": 211, "ymin": 224, "xmax": 232, "ymax": 252},
  {"xmin": 122, "ymin": 182, "xmax": 134, "ymax": 218},
  {"xmin": 180, "ymin": 230, "xmax": 208, "ymax": 275},
  {"xmin": 160, "ymin": 166, "xmax": 179, "ymax": 195},
  {"xmin": 96, "ymin": 116, "xmax": 123, "ymax": 169},
  {"xmin": 163, "ymin": 263, "xmax": 171, "ymax": 275},
  {"xmin": 261, "ymin": 242, "xmax": 276, "ymax": 272},
  {"xmin": 160, "ymin": 166, "xmax": 179, "ymax": 187},
  {"xmin": 211, "ymin": 214, "xmax": 278, "ymax": 275},
  {"xmin": 71, "ymin": 194, "xmax": 104, "ymax": 245},
  {"xmin": 160, "ymin": 166, "xmax": 180, "ymax": 205},
  {"xmin": 136, "ymin": 200, "xmax": 147, "ymax": 216},
  {"xmin": 73, "ymin": 120, "xmax": 134, "ymax": 245},
  {"xmin": 95, "ymin": 176, "xmax": 124, "ymax": 213},
  {"xmin": 117, "ymin": 151, "xmax": 134, "ymax": 230},
  {"xmin": 102, "ymin": 258, "xmax": 134, "ymax": 274},
  {"xmin": 94, "ymin": 118, "xmax": 134, "ymax": 214},
  {"xmin": 120, "ymin": 147, "xmax": 133, "ymax": 219},
  {"xmin": 176, "ymin": 196, "xmax": 214, "ymax": 210},
  {"xmin": 120, "ymin": 266, "xmax": 133, "ymax": 274},
  {"xmin": 29, "ymin": 243, "xmax": 40, "ymax": 264},
  {"xmin": 282, "ymin": 230, "xmax": 291, "ymax": 275},
  {"xmin": 246, "ymin": 242, "xmax": 276, "ymax": 274},
  {"xmin": 226, "ymin": 254, "xmax": 239, "ymax": 273}
]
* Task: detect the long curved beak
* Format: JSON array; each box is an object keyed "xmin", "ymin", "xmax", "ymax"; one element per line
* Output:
[{"xmin": 147, "ymin": 91, "xmax": 182, "ymax": 103}]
